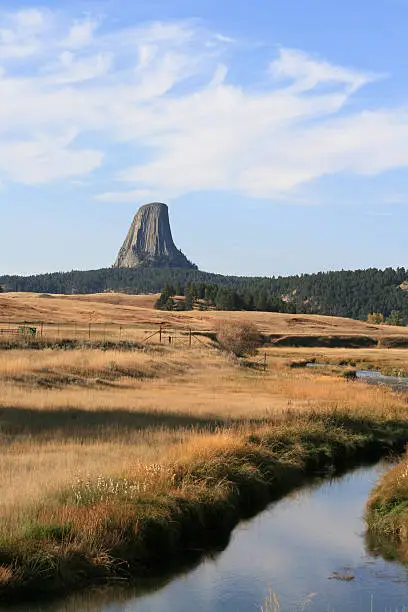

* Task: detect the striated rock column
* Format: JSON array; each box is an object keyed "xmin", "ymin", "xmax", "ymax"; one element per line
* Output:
[{"xmin": 114, "ymin": 202, "xmax": 195, "ymax": 269}]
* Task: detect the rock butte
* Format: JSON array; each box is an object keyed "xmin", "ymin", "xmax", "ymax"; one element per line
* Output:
[{"xmin": 114, "ymin": 202, "xmax": 195, "ymax": 269}]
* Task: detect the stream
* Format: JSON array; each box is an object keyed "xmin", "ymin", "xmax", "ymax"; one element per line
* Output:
[
  {"xmin": 18, "ymin": 462, "xmax": 408, "ymax": 612},
  {"xmin": 307, "ymin": 363, "xmax": 408, "ymax": 391}
]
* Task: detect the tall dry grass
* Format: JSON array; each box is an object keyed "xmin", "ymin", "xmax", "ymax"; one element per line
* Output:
[{"xmin": 0, "ymin": 344, "xmax": 407, "ymax": 526}]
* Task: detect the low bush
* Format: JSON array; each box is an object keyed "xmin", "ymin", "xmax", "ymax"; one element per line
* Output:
[{"xmin": 216, "ymin": 320, "xmax": 261, "ymax": 357}]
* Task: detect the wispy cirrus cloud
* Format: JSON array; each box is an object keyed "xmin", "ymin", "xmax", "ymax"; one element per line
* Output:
[
  {"xmin": 48, "ymin": 50, "xmax": 113, "ymax": 84},
  {"xmin": 60, "ymin": 17, "xmax": 100, "ymax": 49},
  {"xmin": 0, "ymin": 7, "xmax": 405, "ymax": 202},
  {"xmin": 269, "ymin": 48, "xmax": 374, "ymax": 93}
]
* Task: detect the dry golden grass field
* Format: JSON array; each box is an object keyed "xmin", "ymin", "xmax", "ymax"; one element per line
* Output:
[
  {"xmin": 0, "ymin": 290, "xmax": 395, "ymax": 337},
  {"xmin": 2, "ymin": 292, "xmax": 408, "ymax": 599},
  {"xmin": 2, "ymin": 291, "xmax": 408, "ymax": 341}
]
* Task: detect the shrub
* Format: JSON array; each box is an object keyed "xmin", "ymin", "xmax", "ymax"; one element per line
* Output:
[
  {"xmin": 342, "ymin": 369, "xmax": 357, "ymax": 380},
  {"xmin": 367, "ymin": 312, "xmax": 384, "ymax": 325},
  {"xmin": 216, "ymin": 320, "xmax": 261, "ymax": 357}
]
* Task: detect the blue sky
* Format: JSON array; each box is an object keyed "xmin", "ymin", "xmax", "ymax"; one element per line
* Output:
[{"xmin": 2, "ymin": 0, "xmax": 408, "ymax": 277}]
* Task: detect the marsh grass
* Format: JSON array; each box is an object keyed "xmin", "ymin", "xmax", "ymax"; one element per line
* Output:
[
  {"xmin": 261, "ymin": 590, "xmax": 281, "ymax": 612},
  {"xmin": 260, "ymin": 590, "xmax": 318, "ymax": 611},
  {"xmin": 366, "ymin": 452, "xmax": 408, "ymax": 543}
]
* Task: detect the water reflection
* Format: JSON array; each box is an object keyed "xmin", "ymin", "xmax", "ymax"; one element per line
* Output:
[
  {"xmin": 9, "ymin": 463, "xmax": 408, "ymax": 612},
  {"xmin": 365, "ymin": 528, "xmax": 408, "ymax": 566},
  {"xmin": 307, "ymin": 362, "xmax": 408, "ymax": 392}
]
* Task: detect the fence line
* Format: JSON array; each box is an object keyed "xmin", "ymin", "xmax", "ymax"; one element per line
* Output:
[
  {"xmin": 0, "ymin": 321, "xmax": 268, "ymax": 369},
  {"xmin": 0, "ymin": 321, "xmax": 216, "ymax": 348}
]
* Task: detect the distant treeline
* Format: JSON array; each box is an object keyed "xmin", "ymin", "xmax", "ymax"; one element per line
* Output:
[
  {"xmin": 0, "ymin": 267, "xmax": 240, "ymax": 296},
  {"xmin": 2, "ymin": 266, "xmax": 408, "ymax": 321}
]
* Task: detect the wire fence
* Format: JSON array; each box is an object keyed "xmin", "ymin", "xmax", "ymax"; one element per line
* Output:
[
  {"xmin": 0, "ymin": 321, "xmax": 215, "ymax": 348},
  {"xmin": 0, "ymin": 322, "xmax": 268, "ymax": 369}
]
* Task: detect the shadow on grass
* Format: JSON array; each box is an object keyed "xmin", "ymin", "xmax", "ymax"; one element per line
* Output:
[
  {"xmin": 1, "ymin": 405, "xmax": 407, "ymax": 444},
  {"xmin": 0, "ymin": 406, "xmax": 268, "ymax": 440}
]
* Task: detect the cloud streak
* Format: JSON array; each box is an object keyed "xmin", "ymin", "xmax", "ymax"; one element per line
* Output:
[{"xmin": 0, "ymin": 8, "xmax": 405, "ymax": 202}]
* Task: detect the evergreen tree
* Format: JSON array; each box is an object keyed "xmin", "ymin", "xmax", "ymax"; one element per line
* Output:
[
  {"xmin": 184, "ymin": 288, "xmax": 194, "ymax": 310},
  {"xmin": 386, "ymin": 310, "xmax": 404, "ymax": 326}
]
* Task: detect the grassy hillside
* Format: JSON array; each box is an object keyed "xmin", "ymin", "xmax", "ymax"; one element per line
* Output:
[
  {"xmin": 2, "ymin": 265, "xmax": 408, "ymax": 321},
  {"xmin": 2, "ymin": 292, "xmax": 408, "ymax": 344}
]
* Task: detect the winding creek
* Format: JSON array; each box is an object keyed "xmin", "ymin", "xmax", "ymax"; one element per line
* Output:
[
  {"xmin": 13, "ymin": 463, "xmax": 408, "ymax": 612},
  {"xmin": 9, "ymin": 369, "xmax": 408, "ymax": 612}
]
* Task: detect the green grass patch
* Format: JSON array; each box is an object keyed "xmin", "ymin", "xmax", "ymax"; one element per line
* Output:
[{"xmin": 366, "ymin": 457, "xmax": 408, "ymax": 543}]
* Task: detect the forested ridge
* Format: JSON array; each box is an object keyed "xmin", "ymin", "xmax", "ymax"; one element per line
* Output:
[{"xmin": 1, "ymin": 266, "xmax": 408, "ymax": 321}]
